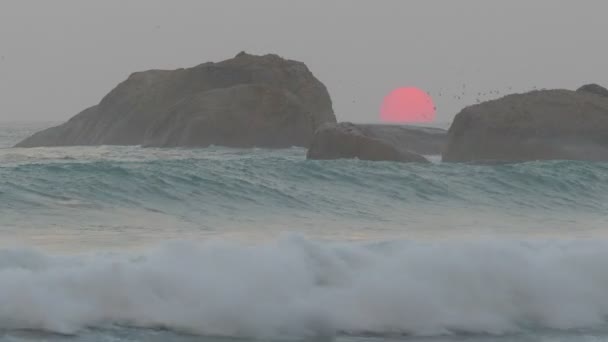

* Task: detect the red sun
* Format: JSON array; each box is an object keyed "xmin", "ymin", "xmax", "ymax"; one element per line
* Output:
[{"xmin": 380, "ymin": 87, "xmax": 436, "ymax": 123}]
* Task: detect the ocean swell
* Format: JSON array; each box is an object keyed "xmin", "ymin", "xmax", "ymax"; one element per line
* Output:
[{"xmin": 2, "ymin": 147, "xmax": 608, "ymax": 215}]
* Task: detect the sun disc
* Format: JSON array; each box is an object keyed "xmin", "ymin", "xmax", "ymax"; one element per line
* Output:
[{"xmin": 380, "ymin": 87, "xmax": 436, "ymax": 123}]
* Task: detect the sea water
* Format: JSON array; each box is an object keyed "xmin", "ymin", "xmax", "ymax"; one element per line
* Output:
[{"xmin": 2, "ymin": 122, "xmax": 608, "ymax": 342}]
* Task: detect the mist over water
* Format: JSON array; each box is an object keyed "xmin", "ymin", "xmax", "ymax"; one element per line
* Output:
[
  {"xmin": 3, "ymin": 122, "xmax": 608, "ymax": 341},
  {"xmin": 2, "ymin": 0, "xmax": 608, "ymax": 340}
]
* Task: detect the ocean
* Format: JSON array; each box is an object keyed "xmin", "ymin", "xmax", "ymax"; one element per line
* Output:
[{"xmin": 2, "ymin": 122, "xmax": 608, "ymax": 342}]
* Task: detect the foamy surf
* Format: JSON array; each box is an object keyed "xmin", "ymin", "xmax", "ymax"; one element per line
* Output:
[{"xmin": 3, "ymin": 236, "xmax": 608, "ymax": 339}]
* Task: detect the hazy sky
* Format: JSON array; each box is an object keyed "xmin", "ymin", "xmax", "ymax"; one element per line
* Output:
[{"xmin": 1, "ymin": 1, "xmax": 607, "ymax": 123}]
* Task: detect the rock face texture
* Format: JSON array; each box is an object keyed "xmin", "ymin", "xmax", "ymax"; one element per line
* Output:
[
  {"xmin": 354, "ymin": 124, "xmax": 446, "ymax": 155},
  {"xmin": 443, "ymin": 88, "xmax": 608, "ymax": 162},
  {"xmin": 577, "ymin": 83, "xmax": 608, "ymax": 98},
  {"xmin": 306, "ymin": 122, "xmax": 436, "ymax": 163},
  {"xmin": 16, "ymin": 52, "xmax": 336, "ymax": 148}
]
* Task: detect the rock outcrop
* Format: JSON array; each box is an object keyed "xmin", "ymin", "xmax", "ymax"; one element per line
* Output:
[
  {"xmin": 443, "ymin": 87, "xmax": 608, "ymax": 162},
  {"xmin": 353, "ymin": 124, "xmax": 446, "ymax": 155},
  {"xmin": 16, "ymin": 52, "xmax": 336, "ymax": 148},
  {"xmin": 306, "ymin": 122, "xmax": 435, "ymax": 163},
  {"xmin": 577, "ymin": 83, "xmax": 608, "ymax": 98}
]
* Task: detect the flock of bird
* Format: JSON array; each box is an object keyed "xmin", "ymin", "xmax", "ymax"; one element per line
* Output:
[
  {"xmin": 416, "ymin": 84, "xmax": 551, "ymax": 116},
  {"xmin": 430, "ymin": 84, "xmax": 510, "ymax": 104},
  {"xmin": 427, "ymin": 84, "xmax": 546, "ymax": 108}
]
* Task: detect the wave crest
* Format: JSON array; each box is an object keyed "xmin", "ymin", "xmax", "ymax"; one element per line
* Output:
[{"xmin": 2, "ymin": 237, "xmax": 608, "ymax": 337}]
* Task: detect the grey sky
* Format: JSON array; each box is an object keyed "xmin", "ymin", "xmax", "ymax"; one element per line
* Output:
[{"xmin": 0, "ymin": 1, "xmax": 607, "ymax": 123}]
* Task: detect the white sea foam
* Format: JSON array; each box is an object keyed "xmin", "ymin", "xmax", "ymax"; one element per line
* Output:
[{"xmin": 2, "ymin": 236, "xmax": 608, "ymax": 338}]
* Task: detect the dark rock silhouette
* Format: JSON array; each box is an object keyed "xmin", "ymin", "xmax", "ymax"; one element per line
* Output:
[
  {"xmin": 307, "ymin": 122, "xmax": 444, "ymax": 163},
  {"xmin": 577, "ymin": 84, "xmax": 608, "ymax": 98},
  {"xmin": 16, "ymin": 52, "xmax": 336, "ymax": 148},
  {"xmin": 443, "ymin": 87, "xmax": 608, "ymax": 162}
]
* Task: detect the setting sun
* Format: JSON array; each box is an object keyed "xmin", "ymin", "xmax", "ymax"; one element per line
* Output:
[{"xmin": 380, "ymin": 87, "xmax": 436, "ymax": 123}]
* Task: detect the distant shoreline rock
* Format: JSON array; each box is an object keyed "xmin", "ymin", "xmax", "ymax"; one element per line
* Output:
[
  {"xmin": 443, "ymin": 86, "xmax": 608, "ymax": 163},
  {"xmin": 306, "ymin": 122, "xmax": 443, "ymax": 163},
  {"xmin": 577, "ymin": 83, "xmax": 608, "ymax": 98},
  {"xmin": 16, "ymin": 52, "xmax": 336, "ymax": 148}
]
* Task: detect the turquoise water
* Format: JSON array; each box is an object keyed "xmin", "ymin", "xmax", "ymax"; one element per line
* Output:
[{"xmin": 2, "ymin": 122, "xmax": 608, "ymax": 341}]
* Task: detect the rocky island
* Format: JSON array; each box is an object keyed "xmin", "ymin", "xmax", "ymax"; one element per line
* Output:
[
  {"xmin": 306, "ymin": 122, "xmax": 446, "ymax": 162},
  {"xmin": 443, "ymin": 84, "xmax": 608, "ymax": 162},
  {"xmin": 16, "ymin": 52, "xmax": 336, "ymax": 148}
]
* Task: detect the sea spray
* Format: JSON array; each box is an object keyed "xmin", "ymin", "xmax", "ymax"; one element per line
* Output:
[{"xmin": 2, "ymin": 236, "xmax": 608, "ymax": 337}]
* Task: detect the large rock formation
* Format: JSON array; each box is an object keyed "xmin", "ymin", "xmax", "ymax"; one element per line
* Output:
[
  {"xmin": 306, "ymin": 122, "xmax": 437, "ymax": 163},
  {"xmin": 443, "ymin": 87, "xmax": 608, "ymax": 162},
  {"xmin": 16, "ymin": 52, "xmax": 336, "ymax": 148},
  {"xmin": 577, "ymin": 83, "xmax": 608, "ymax": 98}
]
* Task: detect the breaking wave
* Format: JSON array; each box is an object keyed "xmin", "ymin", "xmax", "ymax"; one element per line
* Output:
[{"xmin": 2, "ymin": 237, "xmax": 608, "ymax": 338}]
